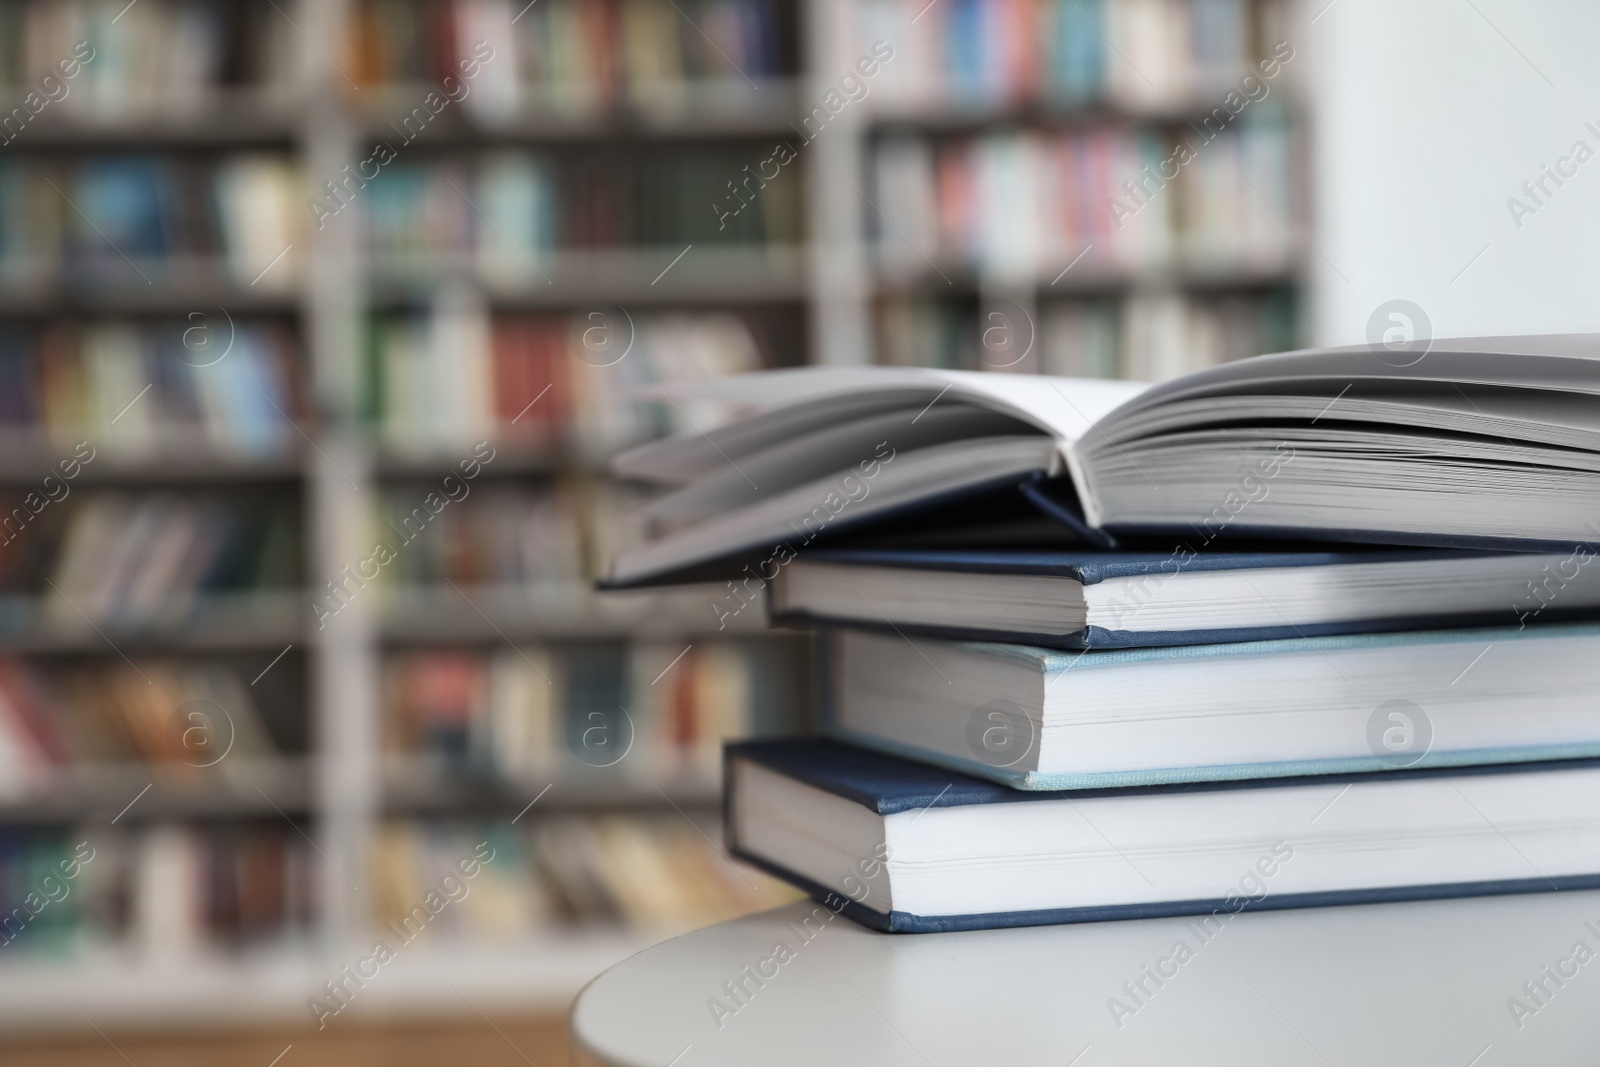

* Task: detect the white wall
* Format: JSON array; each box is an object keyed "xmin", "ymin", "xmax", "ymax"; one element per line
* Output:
[{"xmin": 1309, "ymin": 0, "xmax": 1600, "ymax": 346}]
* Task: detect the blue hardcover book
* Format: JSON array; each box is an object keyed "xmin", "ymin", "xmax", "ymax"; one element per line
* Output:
[
  {"xmin": 818, "ymin": 622, "xmax": 1600, "ymax": 789},
  {"xmin": 727, "ymin": 738, "xmax": 1600, "ymax": 933},
  {"xmin": 769, "ymin": 544, "xmax": 1600, "ymax": 649}
]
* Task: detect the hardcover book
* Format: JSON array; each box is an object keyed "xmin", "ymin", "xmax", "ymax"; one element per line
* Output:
[
  {"xmin": 819, "ymin": 623, "xmax": 1600, "ymax": 789},
  {"xmin": 728, "ymin": 739, "xmax": 1600, "ymax": 933},
  {"xmin": 769, "ymin": 545, "xmax": 1600, "ymax": 648}
]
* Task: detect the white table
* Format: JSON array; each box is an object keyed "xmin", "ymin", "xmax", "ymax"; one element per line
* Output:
[{"xmin": 573, "ymin": 892, "xmax": 1600, "ymax": 1065}]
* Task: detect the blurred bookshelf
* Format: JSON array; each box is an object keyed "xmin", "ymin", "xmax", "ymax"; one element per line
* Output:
[
  {"xmin": 816, "ymin": 0, "xmax": 1308, "ymax": 374},
  {"xmin": 0, "ymin": 0, "xmax": 1307, "ymax": 1033},
  {"xmin": 0, "ymin": 0, "xmax": 812, "ymax": 1031}
]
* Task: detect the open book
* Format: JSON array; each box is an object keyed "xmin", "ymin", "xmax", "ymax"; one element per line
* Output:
[{"xmin": 605, "ymin": 335, "xmax": 1600, "ymax": 587}]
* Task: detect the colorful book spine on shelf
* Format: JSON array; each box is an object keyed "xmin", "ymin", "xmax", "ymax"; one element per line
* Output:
[
  {"xmin": 0, "ymin": 154, "xmax": 303, "ymax": 288},
  {"xmin": 0, "ymin": 657, "xmax": 69, "ymax": 791},
  {"xmin": 0, "ymin": 825, "xmax": 314, "ymax": 956},
  {"xmin": 350, "ymin": 0, "xmax": 787, "ymax": 107},
  {"xmin": 859, "ymin": 0, "xmax": 1286, "ymax": 109},
  {"xmin": 363, "ymin": 304, "xmax": 766, "ymax": 453},
  {"xmin": 371, "ymin": 815, "xmax": 799, "ymax": 937},
  {"xmin": 0, "ymin": 321, "xmax": 302, "ymax": 456},
  {"xmin": 382, "ymin": 640, "xmax": 798, "ymax": 780},
  {"xmin": 212, "ymin": 156, "xmax": 305, "ymax": 289},
  {"xmin": 871, "ymin": 122, "xmax": 1294, "ymax": 280},
  {"xmin": 0, "ymin": 656, "xmax": 285, "ymax": 787},
  {"xmin": 489, "ymin": 314, "xmax": 571, "ymax": 444}
]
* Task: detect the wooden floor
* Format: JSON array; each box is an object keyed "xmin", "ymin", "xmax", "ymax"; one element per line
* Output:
[{"xmin": 0, "ymin": 1013, "xmax": 575, "ymax": 1067}]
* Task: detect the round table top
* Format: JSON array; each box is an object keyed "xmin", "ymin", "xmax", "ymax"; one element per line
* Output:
[{"xmin": 573, "ymin": 891, "xmax": 1600, "ymax": 1065}]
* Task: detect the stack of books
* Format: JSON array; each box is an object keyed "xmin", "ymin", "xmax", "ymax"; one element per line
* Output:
[{"xmin": 601, "ymin": 335, "xmax": 1600, "ymax": 932}]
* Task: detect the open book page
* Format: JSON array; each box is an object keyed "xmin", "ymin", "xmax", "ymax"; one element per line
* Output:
[
  {"xmin": 1097, "ymin": 389, "xmax": 1600, "ymax": 449},
  {"xmin": 643, "ymin": 405, "xmax": 1034, "ymax": 527},
  {"xmin": 1068, "ymin": 337, "xmax": 1600, "ymax": 544},
  {"xmin": 604, "ymin": 369, "xmax": 1147, "ymax": 585},
  {"xmin": 612, "ymin": 437, "xmax": 1056, "ymax": 584},
  {"xmin": 1070, "ymin": 338, "xmax": 1600, "ymax": 536},
  {"xmin": 616, "ymin": 367, "xmax": 1148, "ymax": 485},
  {"xmin": 1093, "ymin": 336, "xmax": 1600, "ymax": 446}
]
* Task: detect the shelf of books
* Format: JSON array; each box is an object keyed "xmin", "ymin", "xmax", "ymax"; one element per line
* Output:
[
  {"xmin": 816, "ymin": 0, "xmax": 1307, "ymax": 377},
  {"xmin": 0, "ymin": 0, "xmax": 811, "ymax": 1031}
]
